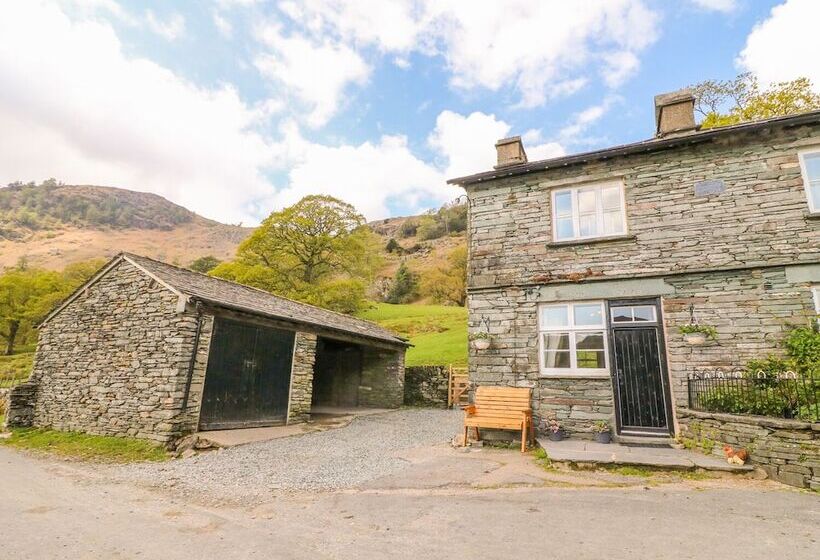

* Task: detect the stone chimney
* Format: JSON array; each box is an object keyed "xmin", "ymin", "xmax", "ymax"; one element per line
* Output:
[
  {"xmin": 494, "ymin": 136, "xmax": 528, "ymax": 169},
  {"xmin": 654, "ymin": 89, "xmax": 697, "ymax": 137}
]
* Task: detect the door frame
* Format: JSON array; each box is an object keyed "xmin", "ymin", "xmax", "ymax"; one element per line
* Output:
[
  {"xmin": 197, "ymin": 315, "xmax": 296, "ymax": 431},
  {"xmin": 606, "ymin": 297, "xmax": 675, "ymax": 436}
]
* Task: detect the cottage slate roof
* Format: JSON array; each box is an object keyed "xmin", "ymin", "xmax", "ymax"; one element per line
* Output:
[
  {"xmin": 447, "ymin": 109, "xmax": 820, "ymax": 186},
  {"xmin": 92, "ymin": 253, "xmax": 406, "ymax": 346}
]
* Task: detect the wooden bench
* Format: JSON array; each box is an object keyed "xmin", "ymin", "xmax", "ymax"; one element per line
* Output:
[{"xmin": 463, "ymin": 386, "xmax": 534, "ymax": 452}]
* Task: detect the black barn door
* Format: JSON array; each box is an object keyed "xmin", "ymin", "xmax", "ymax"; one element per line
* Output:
[
  {"xmin": 199, "ymin": 318, "xmax": 295, "ymax": 430},
  {"xmin": 608, "ymin": 299, "xmax": 673, "ymax": 436}
]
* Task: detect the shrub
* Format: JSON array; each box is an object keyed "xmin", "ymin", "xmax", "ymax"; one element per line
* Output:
[
  {"xmin": 397, "ymin": 218, "xmax": 419, "ymax": 238},
  {"xmin": 385, "ymin": 263, "xmax": 418, "ymax": 304}
]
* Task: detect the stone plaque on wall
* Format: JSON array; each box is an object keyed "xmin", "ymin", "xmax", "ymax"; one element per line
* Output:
[{"xmin": 694, "ymin": 179, "xmax": 726, "ymax": 197}]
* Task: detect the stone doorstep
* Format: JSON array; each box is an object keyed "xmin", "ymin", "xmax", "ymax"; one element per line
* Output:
[{"xmin": 537, "ymin": 438, "xmax": 754, "ymax": 473}]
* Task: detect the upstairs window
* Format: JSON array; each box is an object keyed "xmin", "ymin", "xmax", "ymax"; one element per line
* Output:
[
  {"xmin": 552, "ymin": 181, "xmax": 626, "ymax": 242},
  {"xmin": 799, "ymin": 150, "xmax": 820, "ymax": 213}
]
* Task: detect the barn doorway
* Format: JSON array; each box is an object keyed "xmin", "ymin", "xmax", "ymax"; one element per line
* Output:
[
  {"xmin": 311, "ymin": 337, "xmax": 363, "ymax": 410},
  {"xmin": 199, "ymin": 317, "xmax": 295, "ymax": 430}
]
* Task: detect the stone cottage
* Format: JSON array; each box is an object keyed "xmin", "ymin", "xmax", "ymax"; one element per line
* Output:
[
  {"xmin": 7, "ymin": 253, "xmax": 408, "ymax": 444},
  {"xmin": 448, "ymin": 90, "xmax": 819, "ymax": 442}
]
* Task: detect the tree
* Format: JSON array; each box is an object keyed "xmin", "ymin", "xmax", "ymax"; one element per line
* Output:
[
  {"xmin": 385, "ymin": 238, "xmax": 402, "ymax": 254},
  {"xmin": 211, "ymin": 195, "xmax": 381, "ymax": 314},
  {"xmin": 692, "ymin": 73, "xmax": 820, "ymax": 130},
  {"xmin": 421, "ymin": 246, "xmax": 467, "ymax": 306},
  {"xmin": 188, "ymin": 255, "xmax": 222, "ymax": 274},
  {"xmin": 386, "ymin": 263, "xmax": 418, "ymax": 304},
  {"xmin": 0, "ymin": 267, "xmax": 65, "ymax": 355}
]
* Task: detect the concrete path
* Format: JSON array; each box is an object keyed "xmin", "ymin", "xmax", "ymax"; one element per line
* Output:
[
  {"xmin": 197, "ymin": 408, "xmax": 392, "ymax": 448},
  {"xmin": 539, "ymin": 438, "xmax": 754, "ymax": 472},
  {"xmin": 2, "ymin": 446, "xmax": 818, "ymax": 560}
]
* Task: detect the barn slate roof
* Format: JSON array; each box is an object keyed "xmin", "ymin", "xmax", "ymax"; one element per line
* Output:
[
  {"xmin": 41, "ymin": 252, "xmax": 407, "ymax": 346},
  {"xmin": 122, "ymin": 253, "xmax": 408, "ymax": 346}
]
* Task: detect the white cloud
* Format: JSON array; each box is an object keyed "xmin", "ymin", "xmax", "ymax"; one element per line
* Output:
[
  {"xmin": 275, "ymin": 0, "xmax": 659, "ymax": 110},
  {"xmin": 144, "ymin": 10, "xmax": 186, "ymax": 41},
  {"xmin": 0, "ymin": 1, "xmax": 277, "ymax": 224},
  {"xmin": 690, "ymin": 0, "xmax": 737, "ymax": 13},
  {"xmin": 737, "ymin": 0, "xmax": 820, "ymax": 89},
  {"xmin": 212, "ymin": 9, "xmax": 233, "ymax": 38},
  {"xmin": 427, "ymin": 111, "xmax": 510, "ymax": 178},
  {"xmin": 559, "ymin": 97, "xmax": 620, "ymax": 144},
  {"xmin": 254, "ymin": 25, "xmax": 370, "ymax": 128}
]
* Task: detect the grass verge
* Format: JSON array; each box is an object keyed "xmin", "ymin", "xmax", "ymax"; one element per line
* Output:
[
  {"xmin": 0, "ymin": 428, "xmax": 169, "ymax": 463},
  {"xmin": 358, "ymin": 303, "xmax": 467, "ymax": 367}
]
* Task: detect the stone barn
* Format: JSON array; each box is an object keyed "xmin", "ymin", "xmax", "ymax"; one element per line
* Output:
[{"xmin": 8, "ymin": 253, "xmax": 408, "ymax": 444}]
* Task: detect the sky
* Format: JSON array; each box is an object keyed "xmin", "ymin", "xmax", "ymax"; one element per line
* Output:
[{"xmin": 0, "ymin": 0, "xmax": 818, "ymax": 225}]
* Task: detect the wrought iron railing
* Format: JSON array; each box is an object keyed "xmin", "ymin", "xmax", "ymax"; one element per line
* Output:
[{"xmin": 687, "ymin": 369, "xmax": 819, "ymax": 422}]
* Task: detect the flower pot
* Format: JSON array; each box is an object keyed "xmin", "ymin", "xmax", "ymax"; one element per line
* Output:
[
  {"xmin": 548, "ymin": 430, "xmax": 564, "ymax": 442},
  {"xmin": 472, "ymin": 338, "xmax": 491, "ymax": 350},
  {"xmin": 594, "ymin": 431, "xmax": 611, "ymax": 444},
  {"xmin": 683, "ymin": 332, "xmax": 707, "ymax": 345}
]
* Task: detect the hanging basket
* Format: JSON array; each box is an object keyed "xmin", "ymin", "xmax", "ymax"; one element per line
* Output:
[
  {"xmin": 472, "ymin": 338, "xmax": 491, "ymax": 350},
  {"xmin": 683, "ymin": 332, "xmax": 707, "ymax": 346}
]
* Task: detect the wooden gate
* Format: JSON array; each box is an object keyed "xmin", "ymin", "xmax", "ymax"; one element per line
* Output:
[{"xmin": 448, "ymin": 366, "xmax": 469, "ymax": 407}]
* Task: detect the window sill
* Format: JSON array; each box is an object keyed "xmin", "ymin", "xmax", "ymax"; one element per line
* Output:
[
  {"xmin": 805, "ymin": 212, "xmax": 820, "ymax": 220},
  {"xmin": 547, "ymin": 234, "xmax": 637, "ymax": 248},
  {"xmin": 539, "ymin": 373, "xmax": 611, "ymax": 380}
]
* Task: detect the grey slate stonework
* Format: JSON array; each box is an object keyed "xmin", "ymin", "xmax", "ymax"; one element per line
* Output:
[
  {"xmin": 29, "ymin": 260, "xmax": 194, "ymax": 443},
  {"xmin": 461, "ymin": 120, "xmax": 820, "ymax": 438},
  {"xmin": 289, "ymin": 332, "xmax": 317, "ymax": 422},
  {"xmin": 677, "ymin": 408, "xmax": 820, "ymax": 489},
  {"xmin": 359, "ymin": 347, "xmax": 405, "ymax": 408},
  {"xmin": 5, "ymin": 382, "xmax": 37, "ymax": 428},
  {"xmin": 404, "ymin": 366, "xmax": 450, "ymax": 408}
]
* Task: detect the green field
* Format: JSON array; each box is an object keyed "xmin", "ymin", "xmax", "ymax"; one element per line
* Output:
[
  {"xmin": 0, "ymin": 352, "xmax": 33, "ymax": 388},
  {"xmin": 358, "ymin": 303, "xmax": 467, "ymax": 367}
]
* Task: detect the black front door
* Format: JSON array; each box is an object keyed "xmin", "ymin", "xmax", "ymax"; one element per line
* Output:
[
  {"xmin": 608, "ymin": 299, "xmax": 673, "ymax": 436},
  {"xmin": 199, "ymin": 318, "xmax": 295, "ymax": 430}
]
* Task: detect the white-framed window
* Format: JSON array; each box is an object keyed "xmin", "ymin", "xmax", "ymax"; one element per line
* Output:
[
  {"xmin": 813, "ymin": 286, "xmax": 820, "ymax": 315},
  {"xmin": 551, "ymin": 181, "xmax": 626, "ymax": 242},
  {"xmin": 539, "ymin": 301, "xmax": 609, "ymax": 377},
  {"xmin": 798, "ymin": 150, "xmax": 820, "ymax": 213}
]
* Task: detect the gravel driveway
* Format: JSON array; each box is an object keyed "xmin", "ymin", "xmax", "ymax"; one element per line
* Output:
[{"xmin": 121, "ymin": 408, "xmax": 461, "ymax": 501}]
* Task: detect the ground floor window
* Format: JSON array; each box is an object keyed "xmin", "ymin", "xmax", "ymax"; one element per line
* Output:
[{"xmin": 538, "ymin": 301, "xmax": 608, "ymax": 376}]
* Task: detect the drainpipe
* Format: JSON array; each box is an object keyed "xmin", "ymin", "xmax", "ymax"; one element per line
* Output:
[{"xmin": 180, "ymin": 300, "xmax": 204, "ymax": 416}]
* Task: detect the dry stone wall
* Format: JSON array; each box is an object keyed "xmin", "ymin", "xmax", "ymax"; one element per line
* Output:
[
  {"xmin": 403, "ymin": 366, "xmax": 449, "ymax": 408},
  {"xmin": 678, "ymin": 408, "xmax": 819, "ymax": 489}
]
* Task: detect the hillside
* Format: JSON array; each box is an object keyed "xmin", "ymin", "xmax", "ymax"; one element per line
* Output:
[
  {"xmin": 358, "ymin": 303, "xmax": 467, "ymax": 367},
  {"xmin": 0, "ymin": 182, "xmax": 251, "ymax": 270}
]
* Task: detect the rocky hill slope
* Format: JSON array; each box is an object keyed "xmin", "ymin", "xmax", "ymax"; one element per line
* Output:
[{"xmin": 0, "ymin": 183, "xmax": 250, "ymax": 269}]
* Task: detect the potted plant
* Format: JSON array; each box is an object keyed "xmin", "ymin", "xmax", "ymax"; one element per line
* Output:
[
  {"xmin": 470, "ymin": 331, "xmax": 492, "ymax": 350},
  {"xmin": 591, "ymin": 420, "xmax": 611, "ymax": 444},
  {"xmin": 679, "ymin": 324, "xmax": 717, "ymax": 346},
  {"xmin": 547, "ymin": 419, "xmax": 564, "ymax": 442}
]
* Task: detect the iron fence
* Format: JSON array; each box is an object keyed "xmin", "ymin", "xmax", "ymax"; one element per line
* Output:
[{"xmin": 687, "ymin": 369, "xmax": 819, "ymax": 422}]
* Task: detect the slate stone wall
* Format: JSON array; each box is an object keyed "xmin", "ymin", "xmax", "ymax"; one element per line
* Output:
[
  {"xmin": 359, "ymin": 347, "xmax": 405, "ymax": 408},
  {"xmin": 289, "ymin": 332, "xmax": 317, "ymax": 422},
  {"xmin": 467, "ymin": 123, "xmax": 820, "ymax": 290},
  {"xmin": 178, "ymin": 314, "xmax": 214, "ymax": 434},
  {"xmin": 404, "ymin": 366, "xmax": 449, "ymax": 408},
  {"xmin": 464, "ymin": 123, "xmax": 820, "ymax": 437},
  {"xmin": 29, "ymin": 260, "xmax": 196, "ymax": 444},
  {"xmin": 677, "ymin": 408, "xmax": 820, "ymax": 490},
  {"xmin": 5, "ymin": 382, "xmax": 37, "ymax": 428}
]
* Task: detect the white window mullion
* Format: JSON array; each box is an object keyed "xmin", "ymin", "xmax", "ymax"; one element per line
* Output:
[
  {"xmin": 569, "ymin": 331, "xmax": 577, "ymax": 369},
  {"xmin": 571, "ymin": 189, "xmax": 580, "ymax": 238}
]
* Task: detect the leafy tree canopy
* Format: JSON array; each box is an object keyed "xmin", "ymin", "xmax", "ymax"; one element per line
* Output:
[
  {"xmin": 420, "ymin": 245, "xmax": 467, "ymax": 306},
  {"xmin": 692, "ymin": 73, "xmax": 820, "ymax": 130},
  {"xmin": 211, "ymin": 195, "xmax": 380, "ymax": 314}
]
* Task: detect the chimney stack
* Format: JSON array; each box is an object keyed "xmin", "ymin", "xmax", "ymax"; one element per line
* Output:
[
  {"xmin": 654, "ymin": 89, "xmax": 697, "ymax": 137},
  {"xmin": 494, "ymin": 136, "xmax": 528, "ymax": 169}
]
